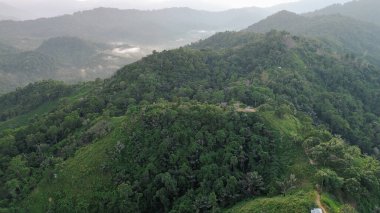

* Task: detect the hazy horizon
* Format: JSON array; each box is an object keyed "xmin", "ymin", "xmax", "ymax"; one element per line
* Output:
[{"xmin": 1, "ymin": 0, "xmax": 351, "ymax": 20}]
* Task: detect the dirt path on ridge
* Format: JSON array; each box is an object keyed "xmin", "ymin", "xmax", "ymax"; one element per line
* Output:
[{"xmin": 316, "ymin": 192, "xmax": 328, "ymax": 213}]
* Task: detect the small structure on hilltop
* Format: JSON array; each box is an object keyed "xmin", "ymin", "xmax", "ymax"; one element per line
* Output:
[{"xmin": 311, "ymin": 208, "xmax": 323, "ymax": 213}]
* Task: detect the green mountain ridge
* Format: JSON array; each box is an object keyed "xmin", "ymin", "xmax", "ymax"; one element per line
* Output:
[
  {"xmin": 246, "ymin": 10, "xmax": 380, "ymax": 66},
  {"xmin": 309, "ymin": 0, "xmax": 380, "ymax": 26},
  {"xmin": 0, "ymin": 51, "xmax": 57, "ymax": 94},
  {"xmin": 1, "ymin": 0, "xmax": 371, "ymax": 96},
  {"xmin": 1, "ymin": 30, "xmax": 380, "ymax": 212},
  {"xmin": 35, "ymin": 37, "xmax": 98, "ymax": 67}
]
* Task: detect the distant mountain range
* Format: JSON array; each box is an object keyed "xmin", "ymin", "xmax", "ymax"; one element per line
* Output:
[
  {"xmin": 268, "ymin": 0, "xmax": 351, "ymax": 13},
  {"xmin": 0, "ymin": 6, "xmax": 272, "ymax": 93},
  {"xmin": 246, "ymin": 8, "xmax": 380, "ymax": 65},
  {"xmin": 1, "ymin": 0, "xmax": 380, "ymax": 93},
  {"xmin": 0, "ymin": 37, "xmax": 145, "ymax": 94},
  {"xmin": 0, "ymin": 0, "xmax": 351, "ymax": 20},
  {"xmin": 0, "ymin": 0, "xmax": 362, "ymax": 50},
  {"xmin": 309, "ymin": 0, "xmax": 380, "ymax": 26},
  {"xmin": 0, "ymin": 7, "xmax": 271, "ymax": 50}
]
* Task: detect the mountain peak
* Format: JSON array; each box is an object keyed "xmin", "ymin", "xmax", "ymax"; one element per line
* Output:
[
  {"xmin": 265, "ymin": 10, "xmax": 305, "ymax": 21},
  {"xmin": 274, "ymin": 10, "xmax": 299, "ymax": 16},
  {"xmin": 245, "ymin": 10, "xmax": 306, "ymax": 33}
]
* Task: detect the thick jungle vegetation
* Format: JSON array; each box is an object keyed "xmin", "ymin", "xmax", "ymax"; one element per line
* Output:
[{"xmin": 1, "ymin": 31, "xmax": 380, "ymax": 212}]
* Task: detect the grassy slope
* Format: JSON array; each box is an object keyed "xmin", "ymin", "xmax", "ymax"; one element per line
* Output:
[
  {"xmin": 23, "ymin": 117, "xmax": 124, "ymax": 212},
  {"xmin": 321, "ymin": 194, "xmax": 342, "ymax": 213},
  {"xmin": 260, "ymin": 111, "xmax": 314, "ymax": 185},
  {"xmin": 0, "ymin": 82, "xmax": 94, "ymax": 130},
  {"xmin": 225, "ymin": 190, "xmax": 315, "ymax": 213}
]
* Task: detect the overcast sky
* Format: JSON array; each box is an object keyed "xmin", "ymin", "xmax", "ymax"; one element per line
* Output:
[
  {"xmin": 2, "ymin": 0, "xmax": 350, "ymax": 19},
  {"xmin": 4, "ymin": 0, "xmax": 299, "ymax": 10}
]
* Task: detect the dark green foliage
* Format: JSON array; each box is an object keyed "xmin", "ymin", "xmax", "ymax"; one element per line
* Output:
[
  {"xmin": 277, "ymin": 174, "xmax": 297, "ymax": 196},
  {"xmin": 0, "ymin": 80, "xmax": 73, "ymax": 121},
  {"xmin": 0, "ymin": 30, "xmax": 380, "ymax": 212},
  {"xmin": 102, "ymin": 31, "xmax": 380, "ymax": 154},
  {"xmin": 0, "ymin": 80, "xmax": 108, "ymax": 210},
  {"xmin": 98, "ymin": 103, "xmax": 282, "ymax": 212},
  {"xmin": 305, "ymin": 135, "xmax": 380, "ymax": 212}
]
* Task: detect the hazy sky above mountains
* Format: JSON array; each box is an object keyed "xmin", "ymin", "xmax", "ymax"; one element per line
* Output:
[
  {"xmin": 2, "ymin": 0, "xmax": 351, "ymax": 19},
  {"xmin": 3, "ymin": 0, "xmax": 299, "ymax": 10}
]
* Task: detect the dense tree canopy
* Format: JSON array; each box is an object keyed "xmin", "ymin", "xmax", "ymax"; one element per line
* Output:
[{"xmin": 0, "ymin": 31, "xmax": 380, "ymax": 212}]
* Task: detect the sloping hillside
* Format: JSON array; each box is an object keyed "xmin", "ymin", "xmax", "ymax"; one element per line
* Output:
[
  {"xmin": 310, "ymin": 0, "xmax": 380, "ymax": 26},
  {"xmin": 36, "ymin": 37, "xmax": 97, "ymax": 67},
  {"xmin": 1, "ymin": 31, "xmax": 380, "ymax": 212},
  {"xmin": 246, "ymin": 11, "xmax": 380, "ymax": 65}
]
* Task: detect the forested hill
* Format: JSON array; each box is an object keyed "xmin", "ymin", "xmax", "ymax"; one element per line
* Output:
[
  {"xmin": 35, "ymin": 37, "xmax": 97, "ymax": 67},
  {"xmin": 266, "ymin": 0, "xmax": 352, "ymax": 14},
  {"xmin": 1, "ymin": 31, "xmax": 380, "ymax": 212},
  {"xmin": 0, "ymin": 36, "xmax": 141, "ymax": 94},
  {"xmin": 309, "ymin": 0, "xmax": 380, "ymax": 26},
  {"xmin": 113, "ymin": 31, "xmax": 380, "ymax": 154},
  {"xmin": 245, "ymin": 11, "xmax": 380, "ymax": 65},
  {"xmin": 0, "ymin": 42, "xmax": 18, "ymax": 55},
  {"xmin": 0, "ymin": 7, "xmax": 271, "ymax": 95}
]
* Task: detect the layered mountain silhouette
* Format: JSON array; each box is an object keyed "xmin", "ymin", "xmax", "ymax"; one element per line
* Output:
[
  {"xmin": 246, "ymin": 10, "xmax": 380, "ymax": 65},
  {"xmin": 309, "ymin": 0, "xmax": 380, "ymax": 26},
  {"xmin": 0, "ymin": 7, "xmax": 270, "ymax": 49}
]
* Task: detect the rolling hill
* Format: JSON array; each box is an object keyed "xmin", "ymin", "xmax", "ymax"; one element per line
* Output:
[
  {"xmin": 36, "ymin": 37, "xmax": 98, "ymax": 67},
  {"xmin": 0, "ymin": 7, "xmax": 270, "ymax": 50},
  {"xmin": 1, "ymin": 1, "xmax": 371, "ymax": 95},
  {"xmin": 0, "ymin": 37, "xmax": 144, "ymax": 94},
  {"xmin": 268, "ymin": 0, "xmax": 351, "ymax": 14},
  {"xmin": 0, "ymin": 30, "xmax": 380, "ymax": 212},
  {"xmin": 1, "ymin": 1, "xmax": 380, "ymax": 212},
  {"xmin": 310, "ymin": 0, "xmax": 380, "ymax": 26},
  {"xmin": 246, "ymin": 10, "xmax": 380, "ymax": 65},
  {"xmin": 0, "ymin": 6, "xmax": 272, "ymax": 94}
]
